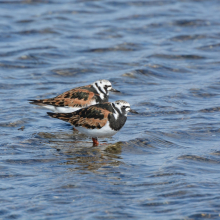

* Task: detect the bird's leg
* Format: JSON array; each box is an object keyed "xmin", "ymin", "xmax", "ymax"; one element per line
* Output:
[{"xmin": 92, "ymin": 137, "xmax": 99, "ymax": 146}]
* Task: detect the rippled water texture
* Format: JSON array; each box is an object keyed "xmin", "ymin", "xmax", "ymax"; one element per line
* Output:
[{"xmin": 1, "ymin": 0, "xmax": 220, "ymax": 219}]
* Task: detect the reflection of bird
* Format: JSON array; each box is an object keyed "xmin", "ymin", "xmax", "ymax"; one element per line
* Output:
[
  {"xmin": 29, "ymin": 79, "xmax": 120, "ymax": 113},
  {"xmin": 47, "ymin": 100, "xmax": 138, "ymax": 146}
]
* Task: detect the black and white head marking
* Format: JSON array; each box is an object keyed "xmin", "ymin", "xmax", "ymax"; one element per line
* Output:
[
  {"xmin": 92, "ymin": 79, "xmax": 115, "ymax": 100},
  {"xmin": 112, "ymin": 100, "xmax": 131, "ymax": 117},
  {"xmin": 108, "ymin": 100, "xmax": 137, "ymax": 131}
]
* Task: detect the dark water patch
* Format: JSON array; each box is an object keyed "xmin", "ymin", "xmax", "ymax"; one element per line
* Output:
[
  {"xmin": 0, "ymin": 185, "xmax": 14, "ymax": 191},
  {"xmin": 37, "ymin": 132, "xmax": 63, "ymax": 139},
  {"xmin": 125, "ymin": 69, "xmax": 166, "ymax": 79},
  {"xmin": 136, "ymin": 102, "xmax": 171, "ymax": 109},
  {"xmin": 121, "ymin": 132, "xmax": 183, "ymax": 154},
  {"xmin": 51, "ymin": 67, "xmax": 97, "ymax": 77},
  {"xmin": 140, "ymin": 200, "xmax": 177, "ymax": 207},
  {"xmin": 16, "ymin": 55, "xmax": 49, "ymax": 65},
  {"xmin": 159, "ymin": 190, "xmax": 189, "ymax": 198},
  {"xmin": 107, "ymin": 0, "xmax": 173, "ymax": 7},
  {"xmin": 0, "ymin": 61, "xmax": 34, "ymax": 69},
  {"xmin": 170, "ymin": 34, "xmax": 207, "ymax": 42},
  {"xmin": 173, "ymin": 19, "xmax": 211, "ymax": 27},
  {"xmin": 189, "ymin": 88, "xmax": 219, "ymax": 98},
  {"xmin": 57, "ymin": 184, "xmax": 77, "ymax": 189},
  {"xmin": 121, "ymin": 138, "xmax": 156, "ymax": 154},
  {"xmin": 0, "ymin": 209, "xmax": 9, "ymax": 216},
  {"xmin": 17, "ymin": 53, "xmax": 61, "ymax": 64},
  {"xmin": 16, "ymin": 19, "xmax": 35, "ymax": 24},
  {"xmin": 28, "ymin": 81, "xmax": 76, "ymax": 88},
  {"xmin": 199, "ymin": 107, "xmax": 220, "ymax": 113},
  {"xmin": 148, "ymin": 172, "xmax": 186, "ymax": 178},
  {"xmin": 147, "ymin": 63, "xmax": 190, "ymax": 74},
  {"xmin": 116, "ymin": 13, "xmax": 155, "ymax": 22},
  {"xmin": 188, "ymin": 213, "xmax": 220, "ymax": 219},
  {"xmin": 147, "ymin": 22, "xmax": 168, "ymax": 29},
  {"xmin": 0, "ymin": 120, "xmax": 26, "ymax": 128},
  {"xmin": 26, "ymin": 206, "xmax": 46, "ymax": 214},
  {"xmin": 198, "ymin": 43, "xmax": 220, "ymax": 51},
  {"xmin": 5, "ymin": 158, "xmax": 56, "ymax": 165},
  {"xmin": 141, "ymin": 133, "xmax": 180, "ymax": 149},
  {"xmin": 0, "ymin": 46, "xmax": 56, "ymax": 58},
  {"xmin": 178, "ymin": 155, "xmax": 220, "ymax": 164},
  {"xmin": 83, "ymin": 42, "xmax": 141, "ymax": 53},
  {"xmin": 0, "ymin": 174, "xmax": 35, "ymax": 179},
  {"xmin": 25, "ymin": 52, "xmax": 66, "ymax": 60},
  {"xmin": 150, "ymin": 54, "xmax": 205, "ymax": 60},
  {"xmin": 16, "ymin": 28, "xmax": 60, "ymax": 35},
  {"xmin": 208, "ymin": 82, "xmax": 220, "ymax": 92},
  {"xmin": 188, "ymin": 124, "xmax": 220, "ymax": 136},
  {"xmin": 95, "ymin": 29, "xmax": 123, "ymax": 39},
  {"xmin": 211, "ymin": 151, "xmax": 220, "ymax": 156},
  {"xmin": 140, "ymin": 109, "xmax": 193, "ymax": 118},
  {"xmin": 4, "ymin": 214, "xmax": 21, "ymax": 219},
  {"xmin": 35, "ymin": 131, "xmax": 88, "ymax": 144},
  {"xmin": 161, "ymin": 129, "xmax": 220, "ymax": 144},
  {"xmin": 121, "ymin": 65, "xmax": 188, "ymax": 81},
  {"xmin": 0, "ymin": 0, "xmax": 53, "ymax": 4}
]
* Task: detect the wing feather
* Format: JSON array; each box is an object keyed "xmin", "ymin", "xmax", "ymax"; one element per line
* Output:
[
  {"xmin": 31, "ymin": 87, "xmax": 98, "ymax": 108},
  {"xmin": 48, "ymin": 103, "xmax": 112, "ymax": 129}
]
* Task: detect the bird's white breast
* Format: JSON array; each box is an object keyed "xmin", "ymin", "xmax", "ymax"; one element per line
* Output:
[
  {"xmin": 42, "ymin": 105, "xmax": 81, "ymax": 113},
  {"xmin": 76, "ymin": 121, "xmax": 118, "ymax": 138}
]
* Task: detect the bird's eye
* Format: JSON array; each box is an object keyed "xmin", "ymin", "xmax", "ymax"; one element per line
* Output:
[{"xmin": 116, "ymin": 103, "xmax": 119, "ymax": 105}]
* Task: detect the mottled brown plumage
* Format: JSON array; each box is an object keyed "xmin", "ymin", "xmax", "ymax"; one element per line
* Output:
[
  {"xmin": 47, "ymin": 100, "xmax": 138, "ymax": 146},
  {"xmin": 48, "ymin": 104, "xmax": 110, "ymax": 129},
  {"xmin": 31, "ymin": 86, "xmax": 98, "ymax": 108},
  {"xmin": 29, "ymin": 80, "xmax": 120, "ymax": 113}
]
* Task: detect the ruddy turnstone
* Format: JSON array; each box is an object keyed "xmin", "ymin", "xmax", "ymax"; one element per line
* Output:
[
  {"xmin": 29, "ymin": 79, "xmax": 119, "ymax": 113},
  {"xmin": 47, "ymin": 100, "xmax": 138, "ymax": 146}
]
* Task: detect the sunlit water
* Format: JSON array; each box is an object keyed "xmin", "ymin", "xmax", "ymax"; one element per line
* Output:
[{"xmin": 1, "ymin": 0, "xmax": 220, "ymax": 219}]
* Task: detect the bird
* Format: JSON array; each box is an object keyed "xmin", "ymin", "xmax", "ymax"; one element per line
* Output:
[
  {"xmin": 47, "ymin": 100, "xmax": 138, "ymax": 146},
  {"xmin": 29, "ymin": 79, "xmax": 120, "ymax": 113}
]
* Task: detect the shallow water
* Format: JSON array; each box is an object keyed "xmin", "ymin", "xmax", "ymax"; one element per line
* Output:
[{"xmin": 1, "ymin": 0, "xmax": 220, "ymax": 219}]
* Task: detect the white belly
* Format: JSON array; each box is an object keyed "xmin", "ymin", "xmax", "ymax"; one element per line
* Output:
[
  {"xmin": 43, "ymin": 105, "xmax": 81, "ymax": 113},
  {"xmin": 42, "ymin": 100, "xmax": 97, "ymax": 113},
  {"xmin": 76, "ymin": 121, "xmax": 118, "ymax": 138}
]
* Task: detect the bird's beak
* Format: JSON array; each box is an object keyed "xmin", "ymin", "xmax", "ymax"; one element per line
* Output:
[
  {"xmin": 129, "ymin": 108, "xmax": 138, "ymax": 114},
  {"xmin": 110, "ymin": 87, "xmax": 120, "ymax": 92}
]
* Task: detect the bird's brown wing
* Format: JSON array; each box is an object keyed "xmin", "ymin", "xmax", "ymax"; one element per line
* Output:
[
  {"xmin": 48, "ymin": 103, "xmax": 112, "ymax": 129},
  {"xmin": 69, "ymin": 105, "xmax": 110, "ymax": 129},
  {"xmin": 30, "ymin": 87, "xmax": 98, "ymax": 108}
]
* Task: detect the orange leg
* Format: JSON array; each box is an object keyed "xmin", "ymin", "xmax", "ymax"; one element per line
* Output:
[{"xmin": 92, "ymin": 137, "xmax": 99, "ymax": 146}]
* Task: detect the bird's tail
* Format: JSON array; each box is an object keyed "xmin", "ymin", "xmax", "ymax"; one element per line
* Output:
[
  {"xmin": 47, "ymin": 112, "xmax": 72, "ymax": 122},
  {"xmin": 29, "ymin": 99, "xmax": 45, "ymax": 106}
]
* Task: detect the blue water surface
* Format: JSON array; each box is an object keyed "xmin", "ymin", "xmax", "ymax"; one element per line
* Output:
[{"xmin": 1, "ymin": 0, "xmax": 220, "ymax": 219}]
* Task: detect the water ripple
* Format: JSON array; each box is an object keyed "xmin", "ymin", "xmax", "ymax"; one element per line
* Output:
[{"xmin": 1, "ymin": 0, "xmax": 220, "ymax": 219}]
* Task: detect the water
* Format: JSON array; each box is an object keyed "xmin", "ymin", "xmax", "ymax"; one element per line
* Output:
[{"xmin": 1, "ymin": 0, "xmax": 220, "ymax": 219}]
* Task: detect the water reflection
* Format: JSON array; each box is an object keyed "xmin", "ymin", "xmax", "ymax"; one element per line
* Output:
[{"xmin": 37, "ymin": 131, "xmax": 123, "ymax": 172}]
